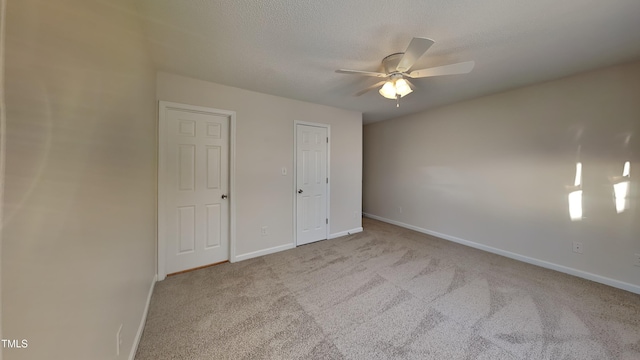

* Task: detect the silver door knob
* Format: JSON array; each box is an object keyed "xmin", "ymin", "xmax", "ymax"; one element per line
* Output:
[
  {"xmin": 297, "ymin": 189, "xmax": 303, "ymax": 194},
  {"xmin": 221, "ymin": 194, "xmax": 228, "ymax": 199}
]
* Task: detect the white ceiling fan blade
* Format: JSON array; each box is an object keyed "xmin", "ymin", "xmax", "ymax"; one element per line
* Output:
[
  {"xmin": 396, "ymin": 37, "xmax": 435, "ymax": 73},
  {"xmin": 336, "ymin": 69, "xmax": 388, "ymax": 78},
  {"xmin": 408, "ymin": 61, "xmax": 475, "ymax": 78},
  {"xmin": 354, "ymin": 81, "xmax": 387, "ymax": 96}
]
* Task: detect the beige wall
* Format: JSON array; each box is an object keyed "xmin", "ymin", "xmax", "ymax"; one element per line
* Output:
[
  {"xmin": 0, "ymin": 0, "xmax": 6, "ymax": 355},
  {"xmin": 157, "ymin": 72, "xmax": 363, "ymax": 258},
  {"xmin": 364, "ymin": 61, "xmax": 640, "ymax": 292},
  {"xmin": 3, "ymin": 0, "xmax": 157, "ymax": 359}
]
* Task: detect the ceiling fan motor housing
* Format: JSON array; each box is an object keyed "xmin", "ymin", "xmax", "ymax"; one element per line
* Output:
[{"xmin": 382, "ymin": 53, "xmax": 405, "ymax": 74}]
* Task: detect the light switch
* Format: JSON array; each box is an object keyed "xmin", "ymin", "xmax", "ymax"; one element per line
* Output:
[{"xmin": 281, "ymin": 167, "xmax": 287, "ymax": 176}]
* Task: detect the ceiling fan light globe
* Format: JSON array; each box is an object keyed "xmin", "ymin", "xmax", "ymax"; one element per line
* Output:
[
  {"xmin": 395, "ymin": 78, "xmax": 413, "ymax": 97},
  {"xmin": 379, "ymin": 81, "xmax": 397, "ymax": 99}
]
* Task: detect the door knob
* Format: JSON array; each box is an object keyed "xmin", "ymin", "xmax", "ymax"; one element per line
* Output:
[
  {"xmin": 221, "ymin": 194, "xmax": 228, "ymax": 199},
  {"xmin": 297, "ymin": 189, "xmax": 303, "ymax": 194}
]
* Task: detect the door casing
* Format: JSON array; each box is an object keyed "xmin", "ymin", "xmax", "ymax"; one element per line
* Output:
[
  {"xmin": 157, "ymin": 101, "xmax": 236, "ymax": 280},
  {"xmin": 294, "ymin": 121, "xmax": 330, "ymax": 246}
]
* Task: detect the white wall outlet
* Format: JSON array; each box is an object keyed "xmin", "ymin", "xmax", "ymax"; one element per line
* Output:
[
  {"xmin": 634, "ymin": 253, "xmax": 640, "ymax": 267},
  {"xmin": 398, "ymin": 206, "xmax": 403, "ymax": 214},
  {"xmin": 116, "ymin": 324, "xmax": 123, "ymax": 356},
  {"xmin": 261, "ymin": 226, "xmax": 268, "ymax": 236},
  {"xmin": 353, "ymin": 210, "xmax": 360, "ymax": 219},
  {"xmin": 572, "ymin": 241, "xmax": 583, "ymax": 254},
  {"xmin": 281, "ymin": 167, "xmax": 287, "ymax": 176}
]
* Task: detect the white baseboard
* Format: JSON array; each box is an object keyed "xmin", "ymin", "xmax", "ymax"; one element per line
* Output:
[
  {"xmin": 329, "ymin": 227, "xmax": 364, "ymax": 239},
  {"xmin": 234, "ymin": 243, "xmax": 295, "ymax": 262},
  {"xmin": 233, "ymin": 228, "xmax": 363, "ymax": 262},
  {"xmin": 129, "ymin": 274, "xmax": 157, "ymax": 360},
  {"xmin": 363, "ymin": 213, "xmax": 640, "ymax": 295}
]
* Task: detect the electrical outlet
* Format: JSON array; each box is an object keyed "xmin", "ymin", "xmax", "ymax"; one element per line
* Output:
[
  {"xmin": 398, "ymin": 206, "xmax": 403, "ymax": 214},
  {"xmin": 572, "ymin": 241, "xmax": 583, "ymax": 254},
  {"xmin": 634, "ymin": 253, "xmax": 640, "ymax": 267},
  {"xmin": 261, "ymin": 226, "xmax": 268, "ymax": 236},
  {"xmin": 116, "ymin": 324, "xmax": 123, "ymax": 356},
  {"xmin": 353, "ymin": 210, "xmax": 359, "ymax": 219},
  {"xmin": 281, "ymin": 167, "xmax": 287, "ymax": 176}
]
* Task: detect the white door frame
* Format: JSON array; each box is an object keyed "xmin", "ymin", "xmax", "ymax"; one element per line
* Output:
[
  {"xmin": 157, "ymin": 101, "xmax": 236, "ymax": 280},
  {"xmin": 293, "ymin": 121, "xmax": 330, "ymax": 246}
]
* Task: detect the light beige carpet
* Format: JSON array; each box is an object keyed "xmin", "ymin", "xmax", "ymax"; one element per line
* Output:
[{"xmin": 136, "ymin": 218, "xmax": 640, "ymax": 359}]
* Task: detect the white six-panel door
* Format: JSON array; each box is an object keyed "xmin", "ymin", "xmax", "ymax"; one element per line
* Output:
[
  {"xmin": 296, "ymin": 124, "xmax": 328, "ymax": 245},
  {"xmin": 160, "ymin": 103, "xmax": 230, "ymax": 276}
]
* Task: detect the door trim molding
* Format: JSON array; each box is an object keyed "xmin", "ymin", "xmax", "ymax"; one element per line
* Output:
[
  {"xmin": 157, "ymin": 101, "xmax": 236, "ymax": 280},
  {"xmin": 293, "ymin": 121, "xmax": 330, "ymax": 246}
]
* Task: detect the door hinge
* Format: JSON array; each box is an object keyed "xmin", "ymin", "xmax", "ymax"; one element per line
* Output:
[
  {"xmin": 326, "ymin": 178, "xmax": 328, "ymax": 184},
  {"xmin": 326, "ymin": 218, "xmax": 328, "ymax": 224},
  {"xmin": 326, "ymin": 137, "xmax": 329, "ymax": 143}
]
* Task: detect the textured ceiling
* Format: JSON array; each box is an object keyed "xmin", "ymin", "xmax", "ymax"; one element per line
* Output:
[{"xmin": 133, "ymin": 0, "xmax": 640, "ymax": 123}]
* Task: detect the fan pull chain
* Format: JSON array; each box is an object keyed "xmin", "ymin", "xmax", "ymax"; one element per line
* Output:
[{"xmin": 396, "ymin": 95, "xmax": 400, "ymax": 107}]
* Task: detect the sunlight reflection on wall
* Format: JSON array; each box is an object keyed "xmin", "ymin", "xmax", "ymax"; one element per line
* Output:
[
  {"xmin": 612, "ymin": 161, "xmax": 631, "ymax": 214},
  {"xmin": 568, "ymin": 162, "xmax": 583, "ymax": 221}
]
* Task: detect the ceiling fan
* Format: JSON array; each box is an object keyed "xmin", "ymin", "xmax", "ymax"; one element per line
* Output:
[{"xmin": 336, "ymin": 37, "xmax": 475, "ymax": 107}]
